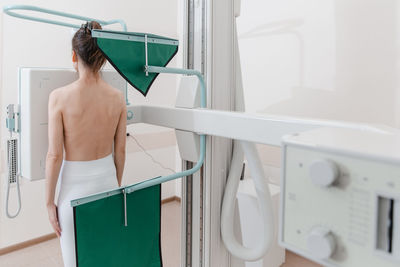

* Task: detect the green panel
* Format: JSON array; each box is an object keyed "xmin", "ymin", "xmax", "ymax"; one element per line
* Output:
[
  {"xmin": 94, "ymin": 30, "xmax": 178, "ymax": 96},
  {"xmin": 73, "ymin": 184, "xmax": 162, "ymax": 267}
]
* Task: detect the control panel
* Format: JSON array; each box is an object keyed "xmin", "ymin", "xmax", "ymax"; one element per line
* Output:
[{"xmin": 280, "ymin": 127, "xmax": 400, "ymax": 267}]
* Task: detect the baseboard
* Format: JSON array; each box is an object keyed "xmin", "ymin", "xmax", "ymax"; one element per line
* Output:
[
  {"xmin": 0, "ymin": 233, "xmax": 57, "ymax": 256},
  {"xmin": 162, "ymin": 196, "xmax": 181, "ymax": 204}
]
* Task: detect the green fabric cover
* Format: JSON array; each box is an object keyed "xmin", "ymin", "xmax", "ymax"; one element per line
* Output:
[
  {"xmin": 94, "ymin": 30, "xmax": 179, "ymax": 96},
  {"xmin": 73, "ymin": 184, "xmax": 162, "ymax": 267}
]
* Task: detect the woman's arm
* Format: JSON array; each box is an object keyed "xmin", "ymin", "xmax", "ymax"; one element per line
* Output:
[
  {"xmin": 114, "ymin": 95, "xmax": 127, "ymax": 186},
  {"xmin": 45, "ymin": 90, "xmax": 64, "ymax": 237}
]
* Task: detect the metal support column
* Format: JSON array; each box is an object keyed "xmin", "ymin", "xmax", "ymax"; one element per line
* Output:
[
  {"xmin": 203, "ymin": 1, "xmax": 236, "ymax": 267},
  {"xmin": 182, "ymin": 1, "xmax": 199, "ymax": 266},
  {"xmin": 183, "ymin": 1, "xmax": 236, "ymax": 266}
]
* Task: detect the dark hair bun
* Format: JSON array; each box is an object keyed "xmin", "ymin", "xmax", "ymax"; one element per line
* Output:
[{"xmin": 72, "ymin": 21, "xmax": 106, "ymax": 73}]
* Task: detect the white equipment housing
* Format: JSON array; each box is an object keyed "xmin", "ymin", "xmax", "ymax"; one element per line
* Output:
[
  {"xmin": 18, "ymin": 68, "xmax": 126, "ymax": 180},
  {"xmin": 175, "ymin": 76, "xmax": 201, "ymax": 162},
  {"xmin": 280, "ymin": 127, "xmax": 400, "ymax": 267},
  {"xmin": 234, "ymin": 180, "xmax": 285, "ymax": 267}
]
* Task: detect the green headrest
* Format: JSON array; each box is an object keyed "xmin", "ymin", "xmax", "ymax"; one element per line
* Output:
[{"xmin": 92, "ymin": 29, "xmax": 179, "ymax": 96}]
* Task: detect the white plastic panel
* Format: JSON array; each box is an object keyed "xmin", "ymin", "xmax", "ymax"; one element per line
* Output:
[
  {"xmin": 175, "ymin": 76, "xmax": 201, "ymax": 162},
  {"xmin": 19, "ymin": 68, "xmax": 126, "ymax": 180},
  {"xmin": 235, "ymin": 180, "xmax": 285, "ymax": 267},
  {"xmin": 280, "ymin": 129, "xmax": 400, "ymax": 267},
  {"xmin": 175, "ymin": 130, "xmax": 200, "ymax": 162},
  {"xmin": 175, "ymin": 75, "xmax": 200, "ymax": 109}
]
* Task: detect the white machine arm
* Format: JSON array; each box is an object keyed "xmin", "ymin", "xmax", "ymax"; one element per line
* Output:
[{"xmin": 127, "ymin": 105, "xmax": 389, "ymax": 146}]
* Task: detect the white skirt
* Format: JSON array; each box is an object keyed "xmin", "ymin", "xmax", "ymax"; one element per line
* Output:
[{"xmin": 57, "ymin": 154, "xmax": 119, "ymax": 267}]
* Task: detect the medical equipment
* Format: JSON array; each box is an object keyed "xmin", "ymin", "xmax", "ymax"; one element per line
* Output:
[
  {"xmin": 73, "ymin": 179, "xmax": 162, "ymax": 267},
  {"xmin": 81, "ymin": 20, "xmax": 396, "ymax": 265},
  {"xmin": 234, "ymin": 180, "xmax": 284, "ymax": 266},
  {"xmin": 5, "ymin": 104, "xmax": 21, "ymax": 218},
  {"xmin": 82, "ymin": 27, "xmax": 210, "ymax": 192},
  {"xmin": 220, "ymin": 4, "xmax": 274, "ymax": 261},
  {"xmin": 3, "ymin": 5, "xmax": 127, "ymax": 31},
  {"xmin": 5, "ymin": 4, "xmax": 399, "ymax": 267},
  {"xmin": 3, "ymin": 5, "xmax": 274, "ymax": 263},
  {"xmin": 92, "ymin": 30, "xmax": 179, "ymax": 96},
  {"xmin": 280, "ymin": 127, "xmax": 400, "ymax": 267},
  {"xmin": 92, "ymin": 24, "xmax": 276, "ymax": 261}
]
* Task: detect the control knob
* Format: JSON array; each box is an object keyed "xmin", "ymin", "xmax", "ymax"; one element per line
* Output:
[
  {"xmin": 309, "ymin": 159, "xmax": 339, "ymax": 187},
  {"xmin": 306, "ymin": 227, "xmax": 336, "ymax": 260}
]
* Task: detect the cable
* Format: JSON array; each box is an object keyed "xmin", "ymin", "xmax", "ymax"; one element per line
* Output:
[
  {"xmin": 221, "ymin": 141, "xmax": 273, "ymax": 260},
  {"xmin": 6, "ymin": 138, "xmax": 22, "ymax": 218},
  {"xmin": 127, "ymin": 133, "xmax": 176, "ymax": 174},
  {"xmin": 220, "ymin": 16, "xmax": 274, "ymax": 261},
  {"xmin": 6, "ymin": 175, "xmax": 21, "ymax": 219}
]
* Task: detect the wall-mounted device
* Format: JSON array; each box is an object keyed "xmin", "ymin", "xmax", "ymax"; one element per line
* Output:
[
  {"xmin": 5, "ymin": 104, "xmax": 20, "ymax": 218},
  {"xmin": 18, "ymin": 68, "xmax": 126, "ymax": 180},
  {"xmin": 280, "ymin": 127, "xmax": 400, "ymax": 267}
]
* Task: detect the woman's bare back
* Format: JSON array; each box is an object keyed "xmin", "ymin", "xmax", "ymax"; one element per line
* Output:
[{"xmin": 53, "ymin": 78, "xmax": 124, "ymax": 161}]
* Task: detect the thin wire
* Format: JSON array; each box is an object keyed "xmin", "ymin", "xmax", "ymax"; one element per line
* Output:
[{"xmin": 128, "ymin": 134, "xmax": 176, "ymax": 174}]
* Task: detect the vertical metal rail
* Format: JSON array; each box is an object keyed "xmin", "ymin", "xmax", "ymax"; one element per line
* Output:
[
  {"xmin": 191, "ymin": 1, "xmax": 208, "ymax": 266},
  {"xmin": 187, "ymin": 0, "xmax": 195, "ymax": 70},
  {"xmin": 184, "ymin": 1, "xmax": 195, "ymax": 266},
  {"xmin": 199, "ymin": 1, "xmax": 208, "ymax": 266},
  {"xmin": 185, "ymin": 162, "xmax": 194, "ymax": 266}
]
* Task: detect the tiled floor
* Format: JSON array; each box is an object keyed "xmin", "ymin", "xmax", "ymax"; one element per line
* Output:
[{"xmin": 0, "ymin": 201, "xmax": 319, "ymax": 267}]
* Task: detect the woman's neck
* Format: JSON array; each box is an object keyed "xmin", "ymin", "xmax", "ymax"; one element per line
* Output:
[{"xmin": 77, "ymin": 65, "xmax": 101, "ymax": 84}]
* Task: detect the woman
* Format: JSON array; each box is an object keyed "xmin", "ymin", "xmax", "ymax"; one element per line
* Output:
[{"xmin": 45, "ymin": 21, "xmax": 127, "ymax": 267}]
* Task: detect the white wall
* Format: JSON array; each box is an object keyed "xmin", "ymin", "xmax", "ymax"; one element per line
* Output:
[
  {"xmin": 238, "ymin": 0, "xmax": 400, "ymax": 127},
  {"xmin": 237, "ymin": 0, "xmax": 400, "ymax": 184},
  {"xmin": 0, "ymin": 0, "xmax": 180, "ymax": 248}
]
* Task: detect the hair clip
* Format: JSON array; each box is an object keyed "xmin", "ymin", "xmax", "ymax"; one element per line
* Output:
[{"xmin": 81, "ymin": 22, "xmax": 92, "ymax": 34}]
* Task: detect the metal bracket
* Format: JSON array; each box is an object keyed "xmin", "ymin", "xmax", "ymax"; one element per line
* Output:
[
  {"xmin": 127, "ymin": 110, "xmax": 134, "ymax": 120},
  {"xmin": 3, "ymin": 5, "xmax": 127, "ymax": 31},
  {"xmin": 6, "ymin": 104, "xmax": 19, "ymax": 135},
  {"xmin": 122, "ymin": 188, "xmax": 128, "ymax": 227},
  {"xmin": 125, "ymin": 187, "xmax": 135, "ymax": 194},
  {"xmin": 145, "ymin": 34, "xmax": 149, "ymax": 76}
]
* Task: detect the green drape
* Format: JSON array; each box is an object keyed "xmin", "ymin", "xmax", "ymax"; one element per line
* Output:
[
  {"xmin": 73, "ymin": 184, "xmax": 162, "ymax": 267},
  {"xmin": 94, "ymin": 30, "xmax": 179, "ymax": 96}
]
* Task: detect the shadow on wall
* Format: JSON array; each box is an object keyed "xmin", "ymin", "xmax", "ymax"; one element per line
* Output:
[
  {"xmin": 239, "ymin": 0, "xmax": 400, "ymax": 128},
  {"xmin": 239, "ymin": 19, "xmax": 305, "ymax": 87}
]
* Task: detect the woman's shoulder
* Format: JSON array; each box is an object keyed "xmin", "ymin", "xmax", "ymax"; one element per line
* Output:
[
  {"xmin": 48, "ymin": 84, "xmax": 74, "ymax": 112},
  {"xmin": 101, "ymin": 81, "xmax": 125, "ymax": 102},
  {"xmin": 49, "ymin": 84, "xmax": 73, "ymax": 102},
  {"xmin": 102, "ymin": 80, "xmax": 122, "ymax": 93}
]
